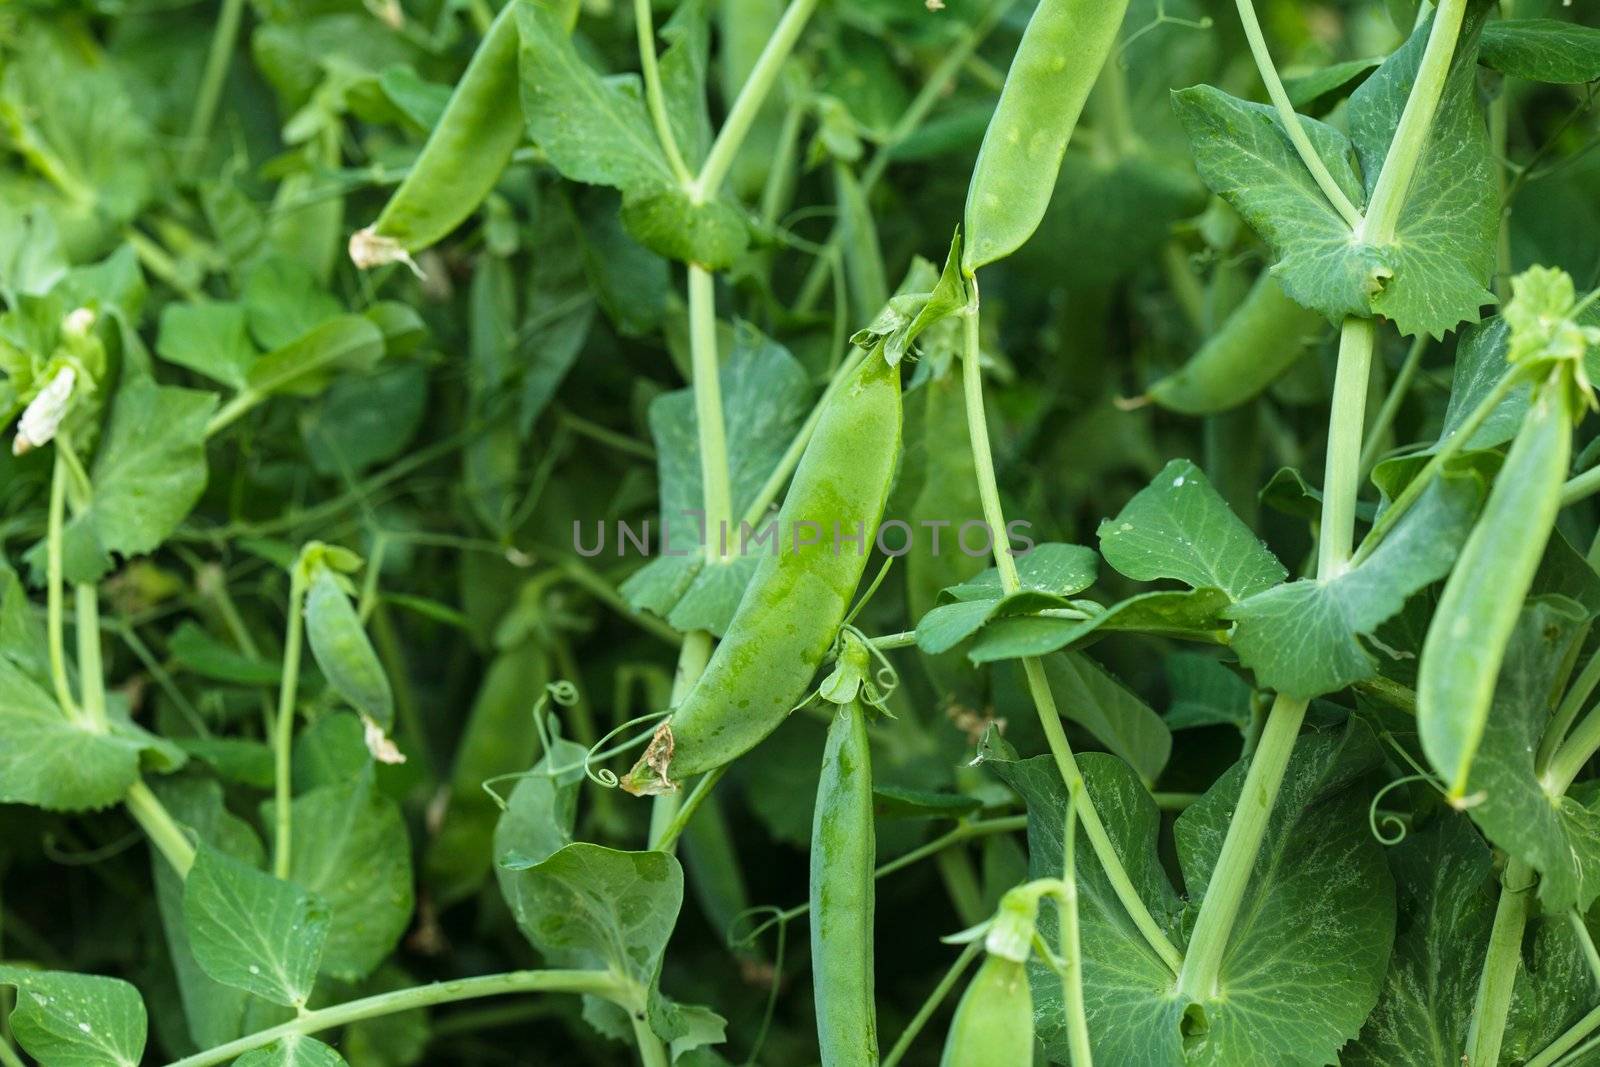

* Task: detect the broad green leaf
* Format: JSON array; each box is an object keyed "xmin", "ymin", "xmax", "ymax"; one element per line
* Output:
[
  {"xmin": 1460, "ymin": 597, "xmax": 1600, "ymax": 914},
  {"xmin": 168, "ymin": 621, "xmax": 282, "ymax": 686},
  {"xmin": 177, "ymin": 738, "xmax": 275, "ymax": 789},
  {"xmin": 304, "ymin": 567, "xmax": 394, "ymax": 728},
  {"xmin": 1172, "ymin": 85, "xmax": 1381, "ymax": 324},
  {"xmin": 493, "ymin": 737, "xmax": 587, "ymax": 893},
  {"xmin": 657, "ymin": 0, "xmax": 712, "ymax": 168},
  {"xmin": 1480, "ymin": 19, "xmax": 1600, "ymax": 84},
  {"xmin": 915, "ymin": 543, "xmax": 1100, "ymax": 655},
  {"xmin": 1347, "ymin": 2, "xmax": 1497, "ymax": 338},
  {"xmin": 1434, "ymin": 316, "xmax": 1527, "ymax": 452},
  {"xmin": 1501, "ymin": 913, "xmax": 1600, "ymax": 1064},
  {"xmin": 58, "ymin": 376, "xmax": 216, "ymax": 584},
  {"xmin": 618, "ymin": 187, "xmax": 749, "ymax": 270},
  {"xmin": 0, "ymin": 203, "xmax": 67, "ymax": 303},
  {"xmin": 1032, "ymin": 652, "xmax": 1171, "ymax": 781},
  {"xmin": 1283, "ymin": 57, "xmax": 1382, "ymax": 112},
  {"xmin": 244, "ymin": 315, "xmax": 386, "ymax": 400},
  {"xmin": 1098, "ymin": 459, "xmax": 1286, "ymax": 600},
  {"xmin": 302, "ymin": 362, "xmax": 427, "ymax": 476},
  {"xmin": 266, "ymin": 775, "xmax": 414, "ymax": 981},
  {"xmin": 235, "ymin": 1035, "xmax": 348, "ymax": 1067},
  {"xmin": 969, "ymin": 587, "xmax": 1232, "ymax": 663},
  {"xmin": 1345, "ymin": 815, "xmax": 1495, "ymax": 1066},
  {"xmin": 156, "ymin": 302, "xmax": 258, "ymax": 390},
  {"xmin": 620, "ymin": 324, "xmax": 811, "ymax": 635},
  {"xmin": 0, "ymin": 967, "xmax": 146, "ymax": 1067},
  {"xmin": 183, "ymin": 843, "xmax": 330, "ymax": 1008},
  {"xmin": 1226, "ymin": 469, "xmax": 1482, "ymax": 699},
  {"xmin": 464, "ymin": 251, "xmax": 521, "ymax": 534},
  {"xmin": 241, "ymin": 256, "xmax": 342, "ymax": 350},
  {"xmin": 515, "ymin": 2, "xmax": 674, "ymax": 194},
  {"xmin": 1164, "ymin": 651, "xmax": 1253, "ymax": 732}
]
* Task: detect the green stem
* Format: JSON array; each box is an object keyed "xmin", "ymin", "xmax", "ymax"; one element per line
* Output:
[
  {"xmin": 758, "ymin": 98, "xmax": 805, "ymax": 228},
  {"xmin": 0, "ymin": 1035, "xmax": 21, "ymax": 1067},
  {"xmin": 206, "ymin": 388, "xmax": 263, "ymax": 438},
  {"xmin": 45, "ymin": 452, "xmax": 79, "ymax": 721},
  {"xmin": 1232, "ymin": 0, "xmax": 1363, "ymax": 229},
  {"xmin": 1465, "ymin": 858, "xmax": 1534, "ymax": 1067},
  {"xmin": 74, "ymin": 585, "xmax": 107, "ymax": 732},
  {"xmin": 686, "ymin": 265, "xmax": 734, "ymax": 562},
  {"xmin": 1546, "ymin": 699, "xmax": 1600, "ymax": 794},
  {"xmin": 126, "ymin": 781, "xmax": 197, "ymax": 877},
  {"xmin": 648, "ymin": 630, "xmax": 714, "ymax": 852},
  {"xmin": 555, "ymin": 558, "xmax": 681, "ymax": 646},
  {"xmin": 934, "ymin": 848, "xmax": 986, "ymax": 928},
  {"xmin": 633, "ymin": 0, "xmax": 694, "ymax": 186},
  {"xmin": 273, "ymin": 564, "xmax": 311, "ymax": 880},
  {"xmin": 1175, "ymin": 692, "xmax": 1309, "ymax": 1000},
  {"xmin": 1317, "ymin": 318, "xmax": 1376, "ymax": 578},
  {"xmin": 691, "ymin": 0, "xmax": 820, "ymax": 202},
  {"xmin": 184, "ymin": 0, "xmax": 248, "ymax": 173},
  {"xmin": 1061, "ymin": 791, "xmax": 1092, "ymax": 1067},
  {"xmin": 1527, "ymin": 1004, "xmax": 1600, "ymax": 1067},
  {"xmin": 1562, "ymin": 463, "xmax": 1600, "ymax": 508},
  {"xmin": 1358, "ymin": 0, "xmax": 1468, "ymax": 245},
  {"xmin": 650, "ymin": 763, "xmax": 728, "ymax": 854},
  {"xmin": 630, "ymin": 1010, "xmax": 671, "ymax": 1067},
  {"xmin": 163, "ymin": 970, "xmax": 624, "ymax": 1067},
  {"xmin": 1358, "ymin": 333, "xmax": 1429, "ymax": 477},
  {"xmin": 961, "ymin": 302, "xmax": 1183, "ymax": 974},
  {"xmin": 1539, "ymin": 645, "xmax": 1600, "ymax": 775},
  {"xmin": 1572, "ymin": 911, "xmax": 1600, "ymax": 986},
  {"xmin": 879, "ymin": 941, "xmax": 982, "ymax": 1067}
]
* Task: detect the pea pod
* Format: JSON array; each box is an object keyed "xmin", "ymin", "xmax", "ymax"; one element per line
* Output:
[
  {"xmin": 1146, "ymin": 271, "xmax": 1325, "ymax": 415},
  {"xmin": 1418, "ymin": 372, "xmax": 1572, "ymax": 797},
  {"xmin": 939, "ymin": 955, "xmax": 1034, "ymax": 1067},
  {"xmin": 304, "ymin": 566, "xmax": 393, "ymax": 729},
  {"xmin": 621, "ymin": 350, "xmax": 902, "ymax": 794},
  {"xmin": 810, "ymin": 696, "xmax": 877, "ymax": 1066},
  {"xmin": 962, "ymin": 0, "xmax": 1131, "ymax": 272},
  {"xmin": 350, "ymin": 3, "xmax": 523, "ymax": 268}
]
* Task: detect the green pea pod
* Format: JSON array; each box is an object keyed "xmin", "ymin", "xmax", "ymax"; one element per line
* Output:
[
  {"xmin": 962, "ymin": 0, "xmax": 1131, "ymax": 273},
  {"xmin": 810, "ymin": 697, "xmax": 877, "ymax": 1065},
  {"xmin": 304, "ymin": 567, "xmax": 394, "ymax": 728},
  {"xmin": 350, "ymin": 3, "xmax": 523, "ymax": 267},
  {"xmin": 1146, "ymin": 272, "xmax": 1325, "ymax": 415},
  {"xmin": 1419, "ymin": 372, "xmax": 1572, "ymax": 798},
  {"xmin": 939, "ymin": 955, "xmax": 1034, "ymax": 1067},
  {"xmin": 621, "ymin": 350, "xmax": 902, "ymax": 794}
]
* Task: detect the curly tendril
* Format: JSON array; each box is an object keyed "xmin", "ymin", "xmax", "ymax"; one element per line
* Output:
[
  {"xmin": 577, "ymin": 709, "xmax": 672, "ymax": 788},
  {"xmin": 1367, "ymin": 773, "xmax": 1438, "ymax": 845}
]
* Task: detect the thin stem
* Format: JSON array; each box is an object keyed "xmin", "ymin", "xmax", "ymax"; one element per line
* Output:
[
  {"xmin": 692, "ymin": 0, "xmax": 820, "ymax": 203},
  {"xmin": 879, "ymin": 941, "xmax": 982, "ymax": 1067},
  {"xmin": 1572, "ymin": 911, "xmax": 1600, "ymax": 987},
  {"xmin": 1061, "ymin": 791, "xmax": 1092, "ymax": 1067},
  {"xmin": 1318, "ymin": 318, "xmax": 1376, "ymax": 579},
  {"xmin": 650, "ymin": 763, "xmax": 729, "ymax": 854},
  {"xmin": 1232, "ymin": 0, "xmax": 1364, "ymax": 230},
  {"xmin": 184, "ymin": 0, "xmax": 247, "ymax": 173},
  {"xmin": 648, "ymin": 630, "xmax": 714, "ymax": 852},
  {"xmin": 1359, "ymin": 0, "xmax": 1468, "ymax": 245},
  {"xmin": 631, "ymin": 1012, "xmax": 671, "ymax": 1067},
  {"xmin": 1175, "ymin": 693, "xmax": 1309, "ymax": 1000},
  {"xmin": 125, "ymin": 781, "xmax": 197, "ymax": 877},
  {"xmin": 0, "ymin": 1037, "xmax": 22, "ymax": 1067},
  {"xmin": 1539, "ymin": 645, "xmax": 1600, "ymax": 774},
  {"xmin": 1527, "ymin": 1004, "xmax": 1600, "ymax": 1067},
  {"xmin": 1546, "ymin": 699, "xmax": 1600, "ymax": 794},
  {"xmin": 758, "ymin": 98, "xmax": 805, "ymax": 228},
  {"xmin": 1465, "ymin": 858, "xmax": 1534, "ymax": 1067},
  {"xmin": 163, "ymin": 970, "xmax": 624, "ymax": 1067},
  {"xmin": 1563, "ymin": 463, "xmax": 1600, "ymax": 508},
  {"xmin": 686, "ymin": 265, "xmax": 734, "ymax": 562},
  {"xmin": 206, "ymin": 388, "xmax": 263, "ymax": 438},
  {"xmin": 1358, "ymin": 333, "xmax": 1429, "ymax": 477},
  {"xmin": 633, "ymin": 0, "xmax": 694, "ymax": 186},
  {"xmin": 46, "ymin": 453, "xmax": 79, "ymax": 721},
  {"xmin": 273, "ymin": 565, "xmax": 310, "ymax": 879},
  {"xmin": 555, "ymin": 558, "xmax": 681, "ymax": 646},
  {"xmin": 74, "ymin": 585, "xmax": 108, "ymax": 732},
  {"xmin": 961, "ymin": 302, "xmax": 1183, "ymax": 974}
]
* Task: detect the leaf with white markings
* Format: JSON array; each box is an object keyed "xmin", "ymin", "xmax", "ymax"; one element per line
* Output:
[{"xmin": 0, "ymin": 967, "xmax": 147, "ymax": 1067}]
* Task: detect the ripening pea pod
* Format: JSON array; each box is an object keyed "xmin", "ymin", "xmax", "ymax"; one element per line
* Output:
[
  {"xmin": 810, "ymin": 694, "xmax": 878, "ymax": 1066},
  {"xmin": 1419, "ymin": 370, "xmax": 1574, "ymax": 798},
  {"xmin": 963, "ymin": 0, "xmax": 1132, "ymax": 272},
  {"xmin": 620, "ymin": 347, "xmax": 902, "ymax": 794},
  {"xmin": 350, "ymin": 2, "xmax": 524, "ymax": 269},
  {"xmin": 303, "ymin": 560, "xmax": 398, "ymax": 761},
  {"xmin": 1144, "ymin": 271, "xmax": 1326, "ymax": 415},
  {"xmin": 940, "ymin": 955, "xmax": 1033, "ymax": 1067}
]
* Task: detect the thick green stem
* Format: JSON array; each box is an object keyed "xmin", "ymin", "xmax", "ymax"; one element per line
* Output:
[
  {"xmin": 633, "ymin": 0, "xmax": 694, "ymax": 186},
  {"xmin": 1317, "ymin": 318, "xmax": 1376, "ymax": 578},
  {"xmin": 273, "ymin": 565, "xmax": 310, "ymax": 879},
  {"xmin": 1562, "ymin": 464, "xmax": 1600, "ymax": 508},
  {"xmin": 163, "ymin": 970, "xmax": 624, "ymax": 1067},
  {"xmin": 1539, "ymin": 645, "xmax": 1600, "ymax": 775},
  {"xmin": 1176, "ymin": 693, "xmax": 1309, "ymax": 1000},
  {"xmin": 45, "ymin": 453, "xmax": 78, "ymax": 721},
  {"xmin": 184, "ymin": 0, "xmax": 247, "ymax": 173},
  {"xmin": 1466, "ymin": 859, "xmax": 1534, "ymax": 1067},
  {"xmin": 631, "ymin": 1012, "xmax": 671, "ymax": 1067},
  {"xmin": 691, "ymin": 0, "xmax": 819, "ymax": 202},
  {"xmin": 686, "ymin": 265, "xmax": 734, "ymax": 562},
  {"xmin": 74, "ymin": 584, "xmax": 108, "ymax": 732},
  {"xmin": 125, "ymin": 781, "xmax": 197, "ymax": 877},
  {"xmin": 961, "ymin": 303, "xmax": 1183, "ymax": 974},
  {"xmin": 1546, "ymin": 699, "xmax": 1600, "ymax": 795}
]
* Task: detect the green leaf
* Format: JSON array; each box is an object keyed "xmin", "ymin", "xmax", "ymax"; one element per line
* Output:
[
  {"xmin": 1031, "ymin": 652, "xmax": 1171, "ymax": 781},
  {"xmin": 302, "ymin": 362, "xmax": 427, "ymax": 477},
  {"xmin": 304, "ymin": 567, "xmax": 394, "ymax": 728},
  {"xmin": 156, "ymin": 302, "xmax": 258, "ymax": 390},
  {"xmin": 183, "ymin": 843, "xmax": 330, "ymax": 1008},
  {"xmin": 871, "ymin": 784, "xmax": 983, "ymax": 821},
  {"xmin": 657, "ymin": 0, "xmax": 712, "ymax": 168},
  {"xmin": 1283, "ymin": 57, "xmax": 1382, "ymax": 113},
  {"xmin": 1165, "ymin": 651, "xmax": 1254, "ymax": 732},
  {"xmin": 1098, "ymin": 459, "xmax": 1286, "ymax": 601},
  {"xmin": 245, "ymin": 315, "xmax": 386, "ymax": 400},
  {"xmin": 236, "ymin": 1036, "xmax": 348, "ymax": 1067},
  {"xmin": 1501, "ymin": 913, "xmax": 1600, "ymax": 1064},
  {"xmin": 242, "ymin": 256, "xmax": 342, "ymax": 351},
  {"xmin": 1480, "ymin": 19, "xmax": 1600, "ymax": 84},
  {"xmin": 0, "ymin": 203, "xmax": 67, "ymax": 303},
  {"xmin": 0, "ymin": 967, "xmax": 147, "ymax": 1067},
  {"xmin": 59, "ymin": 376, "xmax": 216, "ymax": 584},
  {"xmin": 1172, "ymin": 84, "xmax": 1382, "ymax": 324},
  {"xmin": 168, "ymin": 621, "xmax": 282, "ymax": 686},
  {"xmin": 915, "ymin": 543, "xmax": 1099, "ymax": 654},
  {"xmin": 1226, "ymin": 469, "xmax": 1482, "ymax": 699},
  {"xmin": 266, "ymin": 775, "xmax": 414, "ymax": 982},
  {"xmin": 619, "ymin": 187, "xmax": 749, "ymax": 270},
  {"xmin": 1434, "ymin": 316, "xmax": 1527, "ymax": 452},
  {"xmin": 1347, "ymin": 3, "xmax": 1497, "ymax": 338},
  {"xmin": 515, "ymin": 2, "xmax": 674, "ymax": 194},
  {"xmin": 1345, "ymin": 815, "xmax": 1495, "ymax": 1066},
  {"xmin": 969, "ymin": 587, "xmax": 1232, "ymax": 663}
]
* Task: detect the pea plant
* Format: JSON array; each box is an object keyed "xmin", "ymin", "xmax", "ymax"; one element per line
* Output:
[{"xmin": 3, "ymin": 0, "xmax": 1600, "ymax": 1064}]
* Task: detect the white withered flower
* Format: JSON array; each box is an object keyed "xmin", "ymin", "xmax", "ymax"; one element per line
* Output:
[{"xmin": 13, "ymin": 366, "xmax": 76, "ymax": 456}]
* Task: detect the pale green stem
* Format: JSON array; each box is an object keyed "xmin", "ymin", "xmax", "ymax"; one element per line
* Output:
[
  {"xmin": 1539, "ymin": 645, "xmax": 1600, "ymax": 774},
  {"xmin": 1232, "ymin": 0, "xmax": 1364, "ymax": 229},
  {"xmin": 1527, "ymin": 1004, "xmax": 1600, "ymax": 1067},
  {"xmin": 758, "ymin": 98, "xmax": 806, "ymax": 227},
  {"xmin": 126, "ymin": 781, "xmax": 197, "ymax": 877},
  {"xmin": 961, "ymin": 301, "xmax": 1183, "ymax": 974},
  {"xmin": 691, "ymin": 0, "xmax": 820, "ymax": 202},
  {"xmin": 273, "ymin": 565, "xmax": 310, "ymax": 879},
  {"xmin": 650, "ymin": 763, "xmax": 728, "ymax": 854},
  {"xmin": 184, "ymin": 0, "xmax": 248, "ymax": 173},
  {"xmin": 868, "ymin": 630, "xmax": 918, "ymax": 651},
  {"xmin": 1358, "ymin": 333, "xmax": 1429, "ymax": 477},
  {"xmin": 163, "ymin": 970, "xmax": 625, "ymax": 1067},
  {"xmin": 1466, "ymin": 858, "xmax": 1534, "ymax": 1067},
  {"xmin": 1062, "ymin": 790, "xmax": 1092, "ymax": 1067},
  {"xmin": 1317, "ymin": 318, "xmax": 1376, "ymax": 579},
  {"xmin": 648, "ymin": 629, "xmax": 714, "ymax": 852},
  {"xmin": 1358, "ymin": 0, "xmax": 1468, "ymax": 245},
  {"xmin": 631, "ymin": 1011, "xmax": 671, "ymax": 1067},
  {"xmin": 1572, "ymin": 912, "xmax": 1600, "ymax": 987},
  {"xmin": 0, "ymin": 1036, "xmax": 23, "ymax": 1067},
  {"xmin": 46, "ymin": 452, "xmax": 79, "ymax": 721},
  {"xmin": 1546, "ymin": 699, "xmax": 1600, "ymax": 795},
  {"xmin": 879, "ymin": 941, "xmax": 982, "ymax": 1067},
  {"xmin": 633, "ymin": 0, "xmax": 694, "ymax": 186},
  {"xmin": 1562, "ymin": 464, "xmax": 1600, "ymax": 508},
  {"xmin": 686, "ymin": 265, "xmax": 734, "ymax": 562},
  {"xmin": 74, "ymin": 584, "xmax": 108, "ymax": 732},
  {"xmin": 206, "ymin": 388, "xmax": 263, "ymax": 437}
]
